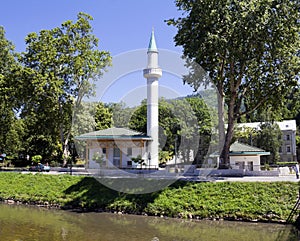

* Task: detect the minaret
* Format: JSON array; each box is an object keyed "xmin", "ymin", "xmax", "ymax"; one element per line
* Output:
[{"xmin": 143, "ymin": 29, "xmax": 162, "ymax": 168}]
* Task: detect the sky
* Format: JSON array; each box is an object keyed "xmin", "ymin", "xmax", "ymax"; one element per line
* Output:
[{"xmin": 1, "ymin": 0, "xmax": 200, "ymax": 106}]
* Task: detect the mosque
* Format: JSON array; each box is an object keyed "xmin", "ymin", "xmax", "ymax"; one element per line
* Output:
[{"xmin": 76, "ymin": 30, "xmax": 162, "ymax": 170}]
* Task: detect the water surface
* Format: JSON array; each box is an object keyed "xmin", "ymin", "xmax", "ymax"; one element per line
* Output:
[{"xmin": 0, "ymin": 203, "xmax": 298, "ymax": 241}]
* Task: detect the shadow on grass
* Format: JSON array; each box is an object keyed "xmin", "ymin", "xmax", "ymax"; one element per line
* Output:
[{"xmin": 62, "ymin": 177, "xmax": 189, "ymax": 214}]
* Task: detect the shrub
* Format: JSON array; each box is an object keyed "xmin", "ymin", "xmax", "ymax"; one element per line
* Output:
[{"xmin": 32, "ymin": 155, "xmax": 42, "ymax": 164}]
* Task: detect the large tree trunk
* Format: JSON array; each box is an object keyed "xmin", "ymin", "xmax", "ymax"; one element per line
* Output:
[
  {"xmin": 58, "ymin": 97, "xmax": 68, "ymax": 166},
  {"xmin": 217, "ymin": 89, "xmax": 225, "ymax": 153},
  {"xmin": 220, "ymin": 119, "xmax": 235, "ymax": 168},
  {"xmin": 216, "ymin": 79, "xmax": 227, "ymax": 168},
  {"xmin": 220, "ymin": 76, "xmax": 237, "ymax": 168},
  {"xmin": 61, "ymin": 92, "xmax": 84, "ymax": 166}
]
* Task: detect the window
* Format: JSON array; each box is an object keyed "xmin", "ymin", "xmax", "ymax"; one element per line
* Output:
[
  {"xmin": 286, "ymin": 145, "xmax": 291, "ymax": 153},
  {"xmin": 113, "ymin": 148, "xmax": 121, "ymax": 166},
  {"xmin": 113, "ymin": 148, "xmax": 120, "ymax": 157},
  {"xmin": 286, "ymin": 134, "xmax": 290, "ymax": 141},
  {"xmin": 127, "ymin": 147, "xmax": 132, "ymax": 156},
  {"xmin": 279, "ymin": 146, "xmax": 282, "ymax": 153},
  {"xmin": 102, "ymin": 148, "xmax": 106, "ymax": 154},
  {"xmin": 127, "ymin": 161, "xmax": 132, "ymax": 166}
]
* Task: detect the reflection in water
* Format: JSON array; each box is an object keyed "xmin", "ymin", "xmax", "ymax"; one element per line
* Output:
[{"xmin": 0, "ymin": 203, "xmax": 298, "ymax": 241}]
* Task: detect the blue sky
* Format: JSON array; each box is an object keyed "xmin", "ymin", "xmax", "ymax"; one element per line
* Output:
[
  {"xmin": 1, "ymin": 0, "xmax": 182, "ymax": 54},
  {"xmin": 1, "ymin": 0, "xmax": 198, "ymax": 105}
]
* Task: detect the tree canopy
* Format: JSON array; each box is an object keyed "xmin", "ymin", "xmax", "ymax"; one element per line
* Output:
[
  {"xmin": 17, "ymin": 12, "xmax": 111, "ymax": 161},
  {"xmin": 0, "ymin": 13, "xmax": 111, "ymax": 164},
  {"xmin": 129, "ymin": 97, "xmax": 212, "ymax": 165},
  {"xmin": 234, "ymin": 122, "xmax": 282, "ymax": 164},
  {"xmin": 168, "ymin": 0, "xmax": 300, "ymax": 167},
  {"xmin": 0, "ymin": 26, "xmax": 24, "ymax": 159},
  {"xmin": 94, "ymin": 102, "xmax": 113, "ymax": 130}
]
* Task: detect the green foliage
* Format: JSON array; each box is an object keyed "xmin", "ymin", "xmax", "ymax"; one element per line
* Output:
[
  {"xmin": 92, "ymin": 152, "xmax": 105, "ymax": 166},
  {"xmin": 131, "ymin": 155, "xmax": 145, "ymax": 165},
  {"xmin": 168, "ymin": 0, "xmax": 300, "ymax": 165},
  {"xmin": 71, "ymin": 102, "xmax": 97, "ymax": 159},
  {"xmin": 0, "ymin": 115, "xmax": 25, "ymax": 160},
  {"xmin": 0, "ymin": 27, "xmax": 23, "ymax": 157},
  {"xmin": 0, "ymin": 13, "xmax": 112, "ymax": 164},
  {"xmin": 107, "ymin": 102, "xmax": 136, "ymax": 128},
  {"xmin": 159, "ymin": 151, "xmax": 173, "ymax": 164},
  {"xmin": 257, "ymin": 123, "xmax": 282, "ymax": 164},
  {"xmin": 185, "ymin": 97, "xmax": 212, "ymax": 165},
  {"xmin": 234, "ymin": 126, "xmax": 258, "ymax": 144},
  {"xmin": 31, "ymin": 155, "xmax": 42, "ymax": 164},
  {"xmin": 129, "ymin": 100, "xmax": 147, "ymax": 134},
  {"xmin": 129, "ymin": 97, "xmax": 212, "ymax": 164},
  {"xmin": 234, "ymin": 122, "xmax": 282, "ymax": 164},
  {"xmin": 282, "ymin": 87, "xmax": 300, "ymax": 130},
  {"xmin": 17, "ymin": 12, "xmax": 111, "ymax": 162},
  {"xmin": 94, "ymin": 102, "xmax": 113, "ymax": 130},
  {"xmin": 129, "ymin": 98, "xmax": 177, "ymax": 163}
]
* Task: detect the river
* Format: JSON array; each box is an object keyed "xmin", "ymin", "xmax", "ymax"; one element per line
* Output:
[{"xmin": 0, "ymin": 203, "xmax": 298, "ymax": 241}]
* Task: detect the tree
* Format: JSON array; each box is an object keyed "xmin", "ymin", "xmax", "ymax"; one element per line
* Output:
[
  {"xmin": 257, "ymin": 122, "xmax": 282, "ymax": 164},
  {"xmin": 4, "ymin": 119, "xmax": 25, "ymax": 160},
  {"xmin": 281, "ymin": 87, "xmax": 300, "ymax": 125},
  {"xmin": 157, "ymin": 99, "xmax": 179, "ymax": 157},
  {"xmin": 185, "ymin": 97, "xmax": 212, "ymax": 165},
  {"xmin": 0, "ymin": 26, "xmax": 24, "ymax": 158},
  {"xmin": 234, "ymin": 122, "xmax": 282, "ymax": 164},
  {"xmin": 129, "ymin": 98, "xmax": 180, "ymax": 164},
  {"xmin": 94, "ymin": 102, "xmax": 113, "ymax": 130},
  {"xmin": 129, "ymin": 97, "xmax": 212, "ymax": 165},
  {"xmin": 19, "ymin": 13, "xmax": 111, "ymax": 162},
  {"xmin": 67, "ymin": 101, "xmax": 96, "ymax": 160},
  {"xmin": 129, "ymin": 100, "xmax": 148, "ymax": 134},
  {"xmin": 168, "ymin": 0, "xmax": 300, "ymax": 167},
  {"xmin": 233, "ymin": 126, "xmax": 258, "ymax": 146},
  {"xmin": 107, "ymin": 102, "xmax": 136, "ymax": 128}
]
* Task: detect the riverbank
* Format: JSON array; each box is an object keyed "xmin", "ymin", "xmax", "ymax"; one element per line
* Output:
[{"xmin": 0, "ymin": 173, "xmax": 298, "ymax": 223}]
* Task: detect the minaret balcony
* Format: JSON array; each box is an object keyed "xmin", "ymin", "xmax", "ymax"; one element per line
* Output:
[{"xmin": 143, "ymin": 68, "xmax": 162, "ymax": 78}]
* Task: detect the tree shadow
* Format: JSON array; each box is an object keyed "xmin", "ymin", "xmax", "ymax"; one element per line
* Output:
[{"xmin": 62, "ymin": 177, "xmax": 186, "ymax": 214}]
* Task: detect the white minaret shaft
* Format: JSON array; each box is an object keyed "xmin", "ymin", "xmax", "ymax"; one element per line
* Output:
[{"xmin": 143, "ymin": 30, "xmax": 162, "ymax": 168}]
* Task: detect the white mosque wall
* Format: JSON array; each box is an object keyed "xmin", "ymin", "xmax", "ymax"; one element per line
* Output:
[
  {"xmin": 230, "ymin": 155, "xmax": 261, "ymax": 171},
  {"xmin": 87, "ymin": 143, "xmax": 148, "ymax": 169}
]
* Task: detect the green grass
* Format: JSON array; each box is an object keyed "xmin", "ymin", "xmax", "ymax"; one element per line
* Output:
[
  {"xmin": 0, "ymin": 172, "xmax": 298, "ymax": 222},
  {"xmin": 146, "ymin": 181, "xmax": 298, "ymax": 221}
]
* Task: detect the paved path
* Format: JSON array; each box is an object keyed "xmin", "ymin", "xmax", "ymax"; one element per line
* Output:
[
  {"xmin": 214, "ymin": 175, "xmax": 300, "ymax": 182},
  {"xmin": 18, "ymin": 168, "xmax": 300, "ymax": 182}
]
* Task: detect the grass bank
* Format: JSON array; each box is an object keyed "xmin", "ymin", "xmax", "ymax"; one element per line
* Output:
[{"xmin": 0, "ymin": 173, "xmax": 298, "ymax": 223}]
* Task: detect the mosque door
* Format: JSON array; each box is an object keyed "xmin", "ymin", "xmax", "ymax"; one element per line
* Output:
[{"xmin": 113, "ymin": 147, "xmax": 121, "ymax": 167}]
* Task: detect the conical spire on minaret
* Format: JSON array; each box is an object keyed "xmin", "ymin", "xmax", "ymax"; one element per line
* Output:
[
  {"xmin": 144, "ymin": 29, "xmax": 162, "ymax": 73},
  {"xmin": 148, "ymin": 28, "xmax": 158, "ymax": 53}
]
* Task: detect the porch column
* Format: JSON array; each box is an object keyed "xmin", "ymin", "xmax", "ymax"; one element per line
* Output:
[{"xmin": 85, "ymin": 141, "xmax": 89, "ymax": 168}]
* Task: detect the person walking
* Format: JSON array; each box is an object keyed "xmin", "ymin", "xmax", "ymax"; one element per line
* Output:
[{"xmin": 295, "ymin": 163, "xmax": 299, "ymax": 179}]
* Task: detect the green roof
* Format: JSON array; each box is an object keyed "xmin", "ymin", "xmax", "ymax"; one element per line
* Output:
[
  {"xmin": 210, "ymin": 142, "xmax": 270, "ymax": 157},
  {"xmin": 75, "ymin": 127, "xmax": 151, "ymax": 140},
  {"xmin": 230, "ymin": 142, "xmax": 270, "ymax": 155}
]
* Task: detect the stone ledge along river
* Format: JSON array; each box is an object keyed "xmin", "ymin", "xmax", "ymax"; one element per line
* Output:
[{"xmin": 0, "ymin": 203, "xmax": 298, "ymax": 241}]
